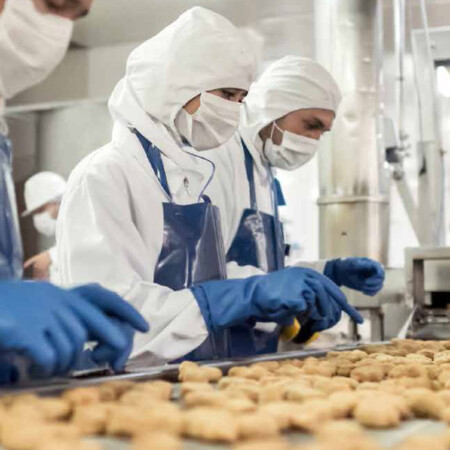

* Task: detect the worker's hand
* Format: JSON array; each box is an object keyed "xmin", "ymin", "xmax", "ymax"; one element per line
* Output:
[
  {"xmin": 0, "ymin": 0, "xmax": 6, "ymax": 15},
  {"xmin": 24, "ymin": 251, "xmax": 52, "ymax": 280},
  {"xmin": 31, "ymin": 0, "xmax": 93, "ymax": 20},
  {"xmin": 0, "ymin": 281, "xmax": 149, "ymax": 381},
  {"xmin": 324, "ymin": 257, "xmax": 385, "ymax": 296},
  {"xmin": 190, "ymin": 267, "xmax": 363, "ymax": 334}
]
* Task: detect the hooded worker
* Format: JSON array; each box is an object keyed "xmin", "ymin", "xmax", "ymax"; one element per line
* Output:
[
  {"xmin": 58, "ymin": 12, "xmax": 362, "ymax": 366},
  {"xmin": 205, "ymin": 56, "xmax": 384, "ymax": 343},
  {"xmin": 22, "ymin": 171, "xmax": 67, "ymax": 283}
]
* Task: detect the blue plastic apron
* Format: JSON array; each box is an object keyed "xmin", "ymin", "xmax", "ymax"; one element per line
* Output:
[
  {"xmin": 226, "ymin": 139, "xmax": 285, "ymax": 273},
  {"xmin": 224, "ymin": 138, "xmax": 286, "ymax": 356},
  {"xmin": 0, "ymin": 134, "xmax": 23, "ymax": 280},
  {"xmin": 135, "ymin": 131, "xmax": 231, "ymax": 361}
]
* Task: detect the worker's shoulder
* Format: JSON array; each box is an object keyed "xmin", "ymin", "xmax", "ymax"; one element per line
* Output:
[{"xmin": 67, "ymin": 142, "xmax": 128, "ymax": 188}]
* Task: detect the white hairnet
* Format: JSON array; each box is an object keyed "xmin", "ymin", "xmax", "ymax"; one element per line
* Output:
[
  {"xmin": 240, "ymin": 56, "xmax": 342, "ymax": 148},
  {"xmin": 109, "ymin": 7, "xmax": 256, "ymax": 141}
]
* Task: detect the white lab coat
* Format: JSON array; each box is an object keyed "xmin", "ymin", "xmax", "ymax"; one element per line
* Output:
[
  {"xmin": 0, "ymin": 0, "xmax": 72, "ymax": 134},
  {"xmin": 48, "ymin": 245, "xmax": 60, "ymax": 284},
  {"xmin": 57, "ymin": 7, "xmax": 256, "ymax": 366}
]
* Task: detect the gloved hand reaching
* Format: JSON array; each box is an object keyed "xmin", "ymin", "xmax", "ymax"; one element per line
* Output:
[
  {"xmin": 324, "ymin": 257, "xmax": 385, "ymax": 296},
  {"xmin": 191, "ymin": 267, "xmax": 363, "ymax": 334},
  {"xmin": 0, "ymin": 281, "xmax": 149, "ymax": 380}
]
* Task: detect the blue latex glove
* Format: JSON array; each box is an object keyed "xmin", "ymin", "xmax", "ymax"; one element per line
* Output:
[
  {"xmin": 191, "ymin": 267, "xmax": 363, "ymax": 334},
  {"xmin": 324, "ymin": 258, "xmax": 385, "ymax": 296},
  {"xmin": 0, "ymin": 281, "xmax": 149, "ymax": 379},
  {"xmin": 91, "ymin": 319, "xmax": 135, "ymax": 372}
]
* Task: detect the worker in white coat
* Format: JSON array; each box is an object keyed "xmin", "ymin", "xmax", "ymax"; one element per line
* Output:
[
  {"xmin": 205, "ymin": 56, "xmax": 384, "ymax": 344},
  {"xmin": 0, "ymin": 0, "xmax": 92, "ymax": 280},
  {"xmin": 58, "ymin": 9, "xmax": 363, "ymax": 366},
  {"xmin": 22, "ymin": 171, "xmax": 67, "ymax": 283},
  {"xmin": 0, "ymin": 0, "xmax": 151, "ymax": 383}
]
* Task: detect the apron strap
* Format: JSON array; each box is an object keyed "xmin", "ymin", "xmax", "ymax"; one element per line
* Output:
[
  {"xmin": 240, "ymin": 138, "xmax": 257, "ymax": 210},
  {"xmin": 134, "ymin": 129, "xmax": 172, "ymax": 199}
]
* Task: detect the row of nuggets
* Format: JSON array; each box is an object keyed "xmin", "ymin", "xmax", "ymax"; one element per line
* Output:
[{"xmin": 2, "ymin": 339, "xmax": 450, "ymax": 450}]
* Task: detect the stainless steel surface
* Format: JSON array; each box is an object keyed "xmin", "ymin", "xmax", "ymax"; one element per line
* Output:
[
  {"xmin": 404, "ymin": 247, "xmax": 450, "ymax": 338},
  {"xmin": 314, "ymin": 0, "xmax": 390, "ymax": 275}
]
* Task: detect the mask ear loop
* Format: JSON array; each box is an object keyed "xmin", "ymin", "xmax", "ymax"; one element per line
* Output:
[{"xmin": 270, "ymin": 121, "xmax": 285, "ymax": 145}]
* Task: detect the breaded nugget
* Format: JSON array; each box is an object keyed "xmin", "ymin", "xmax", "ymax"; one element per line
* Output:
[
  {"xmin": 183, "ymin": 391, "xmax": 228, "ymax": 408},
  {"xmin": 285, "ymin": 386, "xmax": 325, "ymax": 403},
  {"xmin": 302, "ymin": 361, "xmax": 336, "ymax": 378},
  {"xmin": 350, "ymin": 365, "xmax": 384, "ymax": 383},
  {"xmin": 314, "ymin": 419, "xmax": 365, "ymax": 440},
  {"xmin": 183, "ymin": 407, "xmax": 238, "ymax": 442},
  {"xmin": 229, "ymin": 366, "xmax": 270, "ymax": 380},
  {"xmin": 132, "ymin": 380, "xmax": 173, "ymax": 401},
  {"xmin": 62, "ymin": 387, "xmax": 101, "ymax": 406},
  {"xmin": 250, "ymin": 361, "xmax": 281, "ymax": 372},
  {"xmin": 107, "ymin": 404, "xmax": 182, "ymax": 437},
  {"xmin": 259, "ymin": 401, "xmax": 296, "ymax": 430},
  {"xmin": 434, "ymin": 351, "xmax": 450, "ymax": 365},
  {"xmin": 72, "ymin": 403, "xmax": 113, "ymax": 435},
  {"xmin": 354, "ymin": 398, "xmax": 401, "ymax": 428},
  {"xmin": 179, "ymin": 382, "xmax": 214, "ymax": 397},
  {"xmin": 393, "ymin": 435, "xmax": 448, "ymax": 450},
  {"xmin": 237, "ymin": 412, "xmax": 281, "ymax": 439},
  {"xmin": 388, "ymin": 364, "xmax": 428, "ymax": 379},
  {"xmin": 132, "ymin": 432, "xmax": 182, "ymax": 450},
  {"xmin": 258, "ymin": 383, "xmax": 286, "ymax": 403},
  {"xmin": 233, "ymin": 439, "xmax": 290, "ymax": 450},
  {"xmin": 36, "ymin": 398, "xmax": 72, "ymax": 421},
  {"xmin": 404, "ymin": 389, "xmax": 445, "ymax": 419},
  {"xmin": 218, "ymin": 376, "xmax": 259, "ymax": 389},
  {"xmin": 178, "ymin": 361, "xmax": 222, "ymax": 382},
  {"xmin": 290, "ymin": 399, "xmax": 334, "ymax": 432},
  {"xmin": 35, "ymin": 439, "xmax": 102, "ymax": 450},
  {"xmin": 98, "ymin": 380, "xmax": 135, "ymax": 401},
  {"xmin": 2, "ymin": 419, "xmax": 80, "ymax": 450},
  {"xmin": 327, "ymin": 391, "xmax": 360, "ymax": 418}
]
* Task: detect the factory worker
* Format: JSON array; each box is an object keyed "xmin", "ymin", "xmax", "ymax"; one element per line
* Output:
[
  {"xmin": 0, "ymin": 0, "xmax": 93, "ymax": 280},
  {"xmin": 22, "ymin": 172, "xmax": 67, "ymax": 283},
  {"xmin": 0, "ymin": 282, "xmax": 149, "ymax": 384},
  {"xmin": 0, "ymin": 0, "xmax": 149, "ymax": 383},
  {"xmin": 58, "ymin": 8, "xmax": 363, "ymax": 366},
  {"xmin": 208, "ymin": 56, "xmax": 384, "ymax": 311}
]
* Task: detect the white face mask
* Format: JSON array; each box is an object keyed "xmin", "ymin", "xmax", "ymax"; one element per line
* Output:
[
  {"xmin": 263, "ymin": 122, "xmax": 319, "ymax": 170},
  {"xmin": 175, "ymin": 92, "xmax": 241, "ymax": 151},
  {"xmin": 33, "ymin": 212, "xmax": 57, "ymax": 237}
]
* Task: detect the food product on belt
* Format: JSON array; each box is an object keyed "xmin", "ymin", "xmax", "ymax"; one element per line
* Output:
[
  {"xmin": 182, "ymin": 407, "xmax": 239, "ymax": 442},
  {"xmin": 132, "ymin": 432, "xmax": 182, "ymax": 450},
  {"xmin": 178, "ymin": 361, "xmax": 222, "ymax": 382}
]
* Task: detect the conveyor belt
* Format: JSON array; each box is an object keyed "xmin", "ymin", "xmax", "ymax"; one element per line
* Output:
[{"xmin": 0, "ymin": 342, "xmax": 445, "ymax": 449}]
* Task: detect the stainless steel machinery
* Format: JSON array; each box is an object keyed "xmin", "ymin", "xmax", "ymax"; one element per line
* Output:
[{"xmin": 405, "ymin": 247, "xmax": 450, "ymax": 339}]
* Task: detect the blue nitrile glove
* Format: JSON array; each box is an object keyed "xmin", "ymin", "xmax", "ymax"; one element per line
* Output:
[
  {"xmin": 324, "ymin": 258, "xmax": 385, "ymax": 296},
  {"xmin": 91, "ymin": 319, "xmax": 135, "ymax": 372},
  {"xmin": 191, "ymin": 267, "xmax": 363, "ymax": 334},
  {"xmin": 0, "ymin": 281, "xmax": 149, "ymax": 380},
  {"xmin": 298, "ymin": 267, "xmax": 364, "ymax": 332}
]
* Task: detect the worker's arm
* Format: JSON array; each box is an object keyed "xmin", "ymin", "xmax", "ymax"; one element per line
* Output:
[
  {"xmin": 0, "ymin": 0, "xmax": 73, "ymax": 99},
  {"xmin": 57, "ymin": 152, "xmax": 209, "ymax": 366}
]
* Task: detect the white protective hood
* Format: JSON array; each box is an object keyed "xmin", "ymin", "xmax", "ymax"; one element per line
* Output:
[
  {"xmin": 109, "ymin": 7, "xmax": 256, "ymax": 155},
  {"xmin": 240, "ymin": 56, "xmax": 342, "ymax": 152}
]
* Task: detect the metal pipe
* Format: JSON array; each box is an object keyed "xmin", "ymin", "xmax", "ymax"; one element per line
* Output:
[
  {"xmin": 314, "ymin": 0, "xmax": 390, "ymax": 265},
  {"xmin": 394, "ymin": 0, "xmax": 406, "ymax": 149}
]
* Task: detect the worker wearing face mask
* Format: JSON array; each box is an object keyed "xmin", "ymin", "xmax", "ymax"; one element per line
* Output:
[
  {"xmin": 206, "ymin": 56, "xmax": 384, "ymax": 344},
  {"xmin": 22, "ymin": 172, "xmax": 66, "ymax": 283},
  {"xmin": 58, "ymin": 9, "xmax": 363, "ymax": 366},
  {"xmin": 0, "ymin": 0, "xmax": 92, "ymax": 280},
  {"xmin": 0, "ymin": 0, "xmax": 151, "ymax": 384}
]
